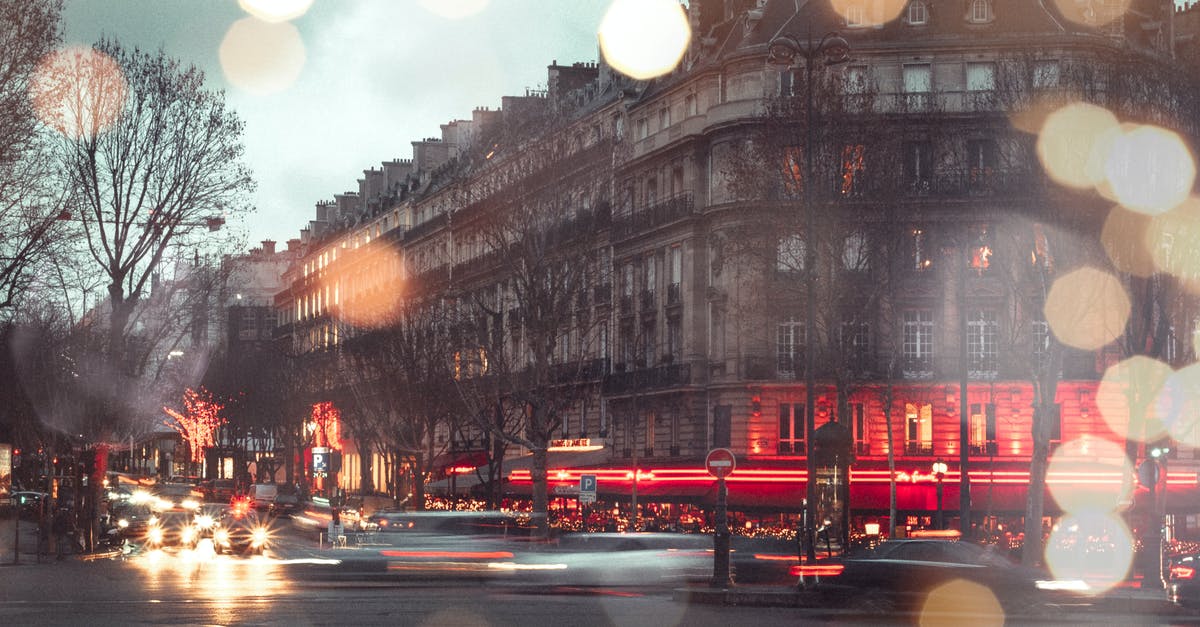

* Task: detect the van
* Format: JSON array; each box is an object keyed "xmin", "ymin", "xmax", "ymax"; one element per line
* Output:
[{"xmin": 249, "ymin": 483, "xmax": 278, "ymax": 511}]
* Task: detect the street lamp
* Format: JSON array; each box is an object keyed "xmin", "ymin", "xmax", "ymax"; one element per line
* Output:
[
  {"xmin": 931, "ymin": 459, "xmax": 948, "ymax": 530},
  {"xmin": 767, "ymin": 30, "xmax": 851, "ymax": 566}
]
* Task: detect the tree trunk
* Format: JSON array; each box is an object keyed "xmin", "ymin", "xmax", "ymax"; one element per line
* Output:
[
  {"xmin": 531, "ymin": 446, "xmax": 549, "ymax": 538},
  {"xmin": 1023, "ymin": 403, "xmax": 1051, "ymax": 566},
  {"xmin": 884, "ymin": 383, "xmax": 897, "ymax": 538},
  {"xmin": 413, "ymin": 454, "xmax": 426, "ymax": 511}
]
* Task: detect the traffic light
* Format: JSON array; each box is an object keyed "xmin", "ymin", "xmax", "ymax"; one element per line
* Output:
[
  {"xmin": 12, "ymin": 448, "xmax": 19, "ymax": 468},
  {"xmin": 82, "ymin": 450, "xmax": 96, "ymax": 475}
]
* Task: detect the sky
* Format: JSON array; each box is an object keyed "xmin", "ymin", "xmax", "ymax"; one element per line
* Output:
[{"xmin": 61, "ymin": 0, "xmax": 612, "ymax": 247}]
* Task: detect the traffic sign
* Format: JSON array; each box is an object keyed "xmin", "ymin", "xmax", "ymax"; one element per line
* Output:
[
  {"xmin": 580, "ymin": 473, "xmax": 597, "ymax": 504},
  {"xmin": 312, "ymin": 446, "xmax": 329, "ymax": 474},
  {"xmin": 706, "ymin": 448, "xmax": 736, "ymax": 478}
]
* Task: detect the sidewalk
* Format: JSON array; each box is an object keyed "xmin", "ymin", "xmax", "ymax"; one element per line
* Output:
[{"xmin": 0, "ymin": 515, "xmax": 51, "ymax": 564}]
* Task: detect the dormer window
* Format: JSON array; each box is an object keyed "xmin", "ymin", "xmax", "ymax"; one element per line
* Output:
[
  {"xmin": 908, "ymin": 1, "xmax": 928, "ymax": 25},
  {"xmin": 969, "ymin": 0, "xmax": 993, "ymax": 24}
]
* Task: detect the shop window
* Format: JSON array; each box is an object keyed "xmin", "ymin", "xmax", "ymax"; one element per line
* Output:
[
  {"xmin": 779, "ymin": 403, "xmax": 806, "ymax": 454},
  {"xmin": 905, "ymin": 403, "xmax": 933, "ymax": 455}
]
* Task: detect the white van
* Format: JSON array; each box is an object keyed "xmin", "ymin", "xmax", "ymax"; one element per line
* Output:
[{"xmin": 250, "ymin": 483, "xmax": 278, "ymax": 511}]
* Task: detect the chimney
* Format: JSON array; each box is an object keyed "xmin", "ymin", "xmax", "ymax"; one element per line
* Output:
[
  {"xmin": 261, "ymin": 239, "xmax": 276, "ymax": 255},
  {"xmin": 287, "ymin": 238, "xmax": 301, "ymax": 252}
]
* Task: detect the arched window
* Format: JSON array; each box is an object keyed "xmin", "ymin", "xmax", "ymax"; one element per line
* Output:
[
  {"xmin": 908, "ymin": 1, "xmax": 928, "ymax": 25},
  {"xmin": 969, "ymin": 0, "xmax": 992, "ymax": 23}
]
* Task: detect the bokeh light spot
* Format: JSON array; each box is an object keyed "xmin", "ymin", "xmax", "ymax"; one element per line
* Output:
[
  {"xmin": 1052, "ymin": 0, "xmax": 1131, "ymax": 28},
  {"xmin": 1097, "ymin": 356, "xmax": 1173, "ymax": 445},
  {"xmin": 327, "ymin": 243, "xmax": 404, "ymax": 329},
  {"xmin": 238, "ymin": 0, "xmax": 313, "ymax": 23},
  {"xmin": 1043, "ymin": 267, "xmax": 1130, "ymax": 351},
  {"xmin": 1103, "ymin": 125, "xmax": 1194, "ymax": 215},
  {"xmin": 220, "ymin": 18, "xmax": 306, "ymax": 96},
  {"xmin": 29, "ymin": 46, "xmax": 127, "ymax": 139},
  {"xmin": 918, "ymin": 578, "xmax": 1004, "ymax": 627},
  {"xmin": 1146, "ymin": 197, "xmax": 1200, "ymax": 292},
  {"xmin": 1036, "ymin": 102, "xmax": 1120, "ymax": 190},
  {"xmin": 1044, "ymin": 512, "xmax": 1134, "ymax": 596},
  {"xmin": 1046, "ymin": 437, "xmax": 1132, "ymax": 514},
  {"xmin": 1101, "ymin": 206, "xmax": 1155, "ymax": 278},
  {"xmin": 598, "ymin": 0, "xmax": 690, "ymax": 81},
  {"xmin": 830, "ymin": 0, "xmax": 907, "ymax": 27},
  {"xmin": 418, "ymin": 0, "xmax": 490, "ymax": 20}
]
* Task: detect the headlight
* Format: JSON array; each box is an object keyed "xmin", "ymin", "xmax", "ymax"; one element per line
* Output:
[
  {"xmin": 182, "ymin": 499, "xmax": 200, "ymax": 510},
  {"xmin": 195, "ymin": 514, "xmax": 215, "ymax": 529},
  {"xmin": 131, "ymin": 490, "xmax": 152, "ymax": 504},
  {"xmin": 1036, "ymin": 579, "xmax": 1090, "ymax": 592},
  {"xmin": 214, "ymin": 529, "xmax": 230, "ymax": 546},
  {"xmin": 251, "ymin": 527, "xmax": 270, "ymax": 547},
  {"xmin": 147, "ymin": 526, "xmax": 164, "ymax": 544},
  {"xmin": 182, "ymin": 526, "xmax": 196, "ymax": 544},
  {"xmin": 117, "ymin": 519, "xmax": 129, "ymax": 529}
]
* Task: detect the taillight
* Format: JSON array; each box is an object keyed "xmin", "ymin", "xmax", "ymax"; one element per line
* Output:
[
  {"xmin": 790, "ymin": 564, "xmax": 845, "ymax": 577},
  {"xmin": 1171, "ymin": 565, "xmax": 1195, "ymax": 580}
]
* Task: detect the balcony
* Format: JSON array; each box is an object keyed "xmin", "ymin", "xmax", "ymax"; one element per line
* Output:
[
  {"xmin": 666, "ymin": 283, "xmax": 681, "ymax": 306},
  {"xmin": 778, "ymin": 441, "xmax": 806, "ymax": 455},
  {"xmin": 610, "ymin": 192, "xmax": 696, "ymax": 241},
  {"xmin": 550, "ymin": 358, "xmax": 610, "ymax": 384},
  {"xmin": 602, "ymin": 362, "xmax": 692, "ymax": 394},
  {"xmin": 639, "ymin": 290, "xmax": 656, "ymax": 313},
  {"xmin": 905, "ymin": 442, "xmax": 934, "ymax": 456}
]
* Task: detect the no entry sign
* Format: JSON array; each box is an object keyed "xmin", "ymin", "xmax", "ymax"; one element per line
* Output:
[{"xmin": 705, "ymin": 448, "xmax": 736, "ymax": 479}]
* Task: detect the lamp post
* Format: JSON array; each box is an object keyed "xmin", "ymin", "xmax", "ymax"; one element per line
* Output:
[
  {"xmin": 932, "ymin": 459, "xmax": 948, "ymax": 530},
  {"xmin": 767, "ymin": 30, "xmax": 851, "ymax": 565},
  {"xmin": 1148, "ymin": 446, "xmax": 1170, "ymax": 590}
]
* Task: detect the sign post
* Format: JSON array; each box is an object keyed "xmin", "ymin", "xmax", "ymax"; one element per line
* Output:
[
  {"xmin": 706, "ymin": 448, "xmax": 736, "ymax": 588},
  {"xmin": 579, "ymin": 474, "xmax": 597, "ymax": 504}
]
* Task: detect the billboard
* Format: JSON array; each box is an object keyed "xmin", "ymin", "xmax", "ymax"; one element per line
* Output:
[{"xmin": 0, "ymin": 444, "xmax": 11, "ymax": 506}]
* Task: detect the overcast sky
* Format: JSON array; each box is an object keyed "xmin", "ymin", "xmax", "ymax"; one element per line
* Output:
[{"xmin": 61, "ymin": 1, "xmax": 611, "ymax": 247}]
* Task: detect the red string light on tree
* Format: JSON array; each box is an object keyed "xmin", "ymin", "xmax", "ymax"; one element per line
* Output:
[
  {"xmin": 311, "ymin": 401, "xmax": 343, "ymax": 451},
  {"xmin": 163, "ymin": 387, "xmax": 225, "ymax": 463}
]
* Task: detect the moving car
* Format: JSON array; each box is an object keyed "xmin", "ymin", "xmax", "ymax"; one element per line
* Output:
[
  {"xmin": 152, "ymin": 483, "xmax": 204, "ymax": 512},
  {"xmin": 249, "ymin": 483, "xmax": 278, "ymax": 513},
  {"xmin": 214, "ymin": 507, "xmax": 271, "ymax": 556},
  {"xmin": 144, "ymin": 510, "xmax": 206, "ymax": 550},
  {"xmin": 1169, "ymin": 553, "xmax": 1200, "ymax": 608},
  {"xmin": 268, "ymin": 485, "xmax": 301, "ymax": 518},
  {"xmin": 201, "ymin": 478, "xmax": 236, "ymax": 503}
]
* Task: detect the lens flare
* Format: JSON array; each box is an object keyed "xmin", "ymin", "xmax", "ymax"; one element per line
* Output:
[
  {"xmin": 1046, "ymin": 437, "xmax": 1132, "ymax": 514},
  {"xmin": 598, "ymin": 0, "xmax": 690, "ymax": 81},
  {"xmin": 1097, "ymin": 356, "xmax": 1173, "ymax": 444},
  {"xmin": 1052, "ymin": 0, "xmax": 1131, "ymax": 28},
  {"xmin": 830, "ymin": 0, "xmax": 908, "ymax": 27},
  {"xmin": 1036, "ymin": 102, "xmax": 1120, "ymax": 190},
  {"xmin": 325, "ymin": 242, "xmax": 405, "ymax": 329},
  {"xmin": 238, "ymin": 0, "xmax": 313, "ymax": 23},
  {"xmin": 1100, "ymin": 206, "xmax": 1155, "ymax": 278},
  {"xmin": 1103, "ymin": 125, "xmax": 1195, "ymax": 215},
  {"xmin": 28, "ymin": 46, "xmax": 127, "ymax": 139},
  {"xmin": 1043, "ymin": 267, "xmax": 1130, "ymax": 351},
  {"xmin": 418, "ymin": 0, "xmax": 490, "ymax": 20},
  {"xmin": 1146, "ymin": 197, "xmax": 1200, "ymax": 291},
  {"xmin": 1044, "ymin": 512, "xmax": 1134, "ymax": 596},
  {"xmin": 918, "ymin": 578, "xmax": 1004, "ymax": 627},
  {"xmin": 220, "ymin": 18, "xmax": 306, "ymax": 96}
]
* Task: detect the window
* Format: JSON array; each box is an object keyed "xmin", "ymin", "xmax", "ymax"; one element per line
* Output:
[
  {"xmin": 970, "ymin": 226, "xmax": 993, "ymax": 275},
  {"xmin": 911, "ymin": 228, "xmax": 932, "ymax": 271},
  {"xmin": 685, "ymin": 93, "xmax": 698, "ymax": 116},
  {"xmin": 969, "ymin": 403, "xmax": 997, "ymax": 454},
  {"xmin": 644, "ymin": 253, "xmax": 657, "ymax": 299},
  {"xmin": 902, "ymin": 63, "xmax": 932, "ymax": 110},
  {"xmin": 1033, "ymin": 60, "xmax": 1060, "ymax": 89},
  {"xmin": 779, "ymin": 403, "xmax": 805, "ymax": 454},
  {"xmin": 777, "ymin": 233, "xmax": 806, "ymax": 272},
  {"xmin": 966, "ymin": 62, "xmax": 995, "ymax": 91},
  {"xmin": 646, "ymin": 411, "xmax": 656, "ymax": 456},
  {"xmin": 967, "ymin": 139, "xmax": 998, "ymax": 192},
  {"xmin": 621, "ymin": 323, "xmax": 635, "ymax": 365},
  {"xmin": 668, "ymin": 245, "xmax": 682, "ymax": 304},
  {"xmin": 613, "ymin": 114, "xmax": 624, "ymax": 140},
  {"xmin": 646, "ymin": 178, "xmax": 657, "ymax": 207},
  {"xmin": 781, "ymin": 146, "xmax": 804, "ymax": 197},
  {"xmin": 840, "ymin": 144, "xmax": 866, "ymax": 196},
  {"xmin": 841, "ymin": 321, "xmax": 871, "ymax": 366},
  {"xmin": 666, "ymin": 316, "xmax": 682, "ymax": 362},
  {"xmin": 851, "ymin": 402, "xmax": 868, "ymax": 454},
  {"xmin": 968, "ymin": 310, "xmax": 998, "ymax": 379},
  {"xmin": 842, "ymin": 231, "xmax": 869, "ymax": 271},
  {"xmin": 1032, "ymin": 317, "xmax": 1050, "ymax": 362},
  {"xmin": 903, "ymin": 141, "xmax": 932, "ymax": 193},
  {"xmin": 905, "ymin": 402, "xmax": 933, "ymax": 454},
  {"xmin": 908, "ymin": 1, "xmax": 928, "ymax": 25},
  {"xmin": 599, "ymin": 321, "xmax": 609, "ymax": 360},
  {"xmin": 969, "ymin": 0, "xmax": 992, "ymax": 23},
  {"xmin": 659, "ymin": 108, "xmax": 670, "ymax": 130},
  {"xmin": 845, "ymin": 3, "xmax": 866, "ymax": 27},
  {"xmin": 780, "ymin": 69, "xmax": 795, "ymax": 97},
  {"xmin": 777, "ymin": 318, "xmax": 805, "ymax": 377},
  {"xmin": 903, "ymin": 310, "xmax": 934, "ymax": 376},
  {"xmin": 641, "ymin": 319, "xmax": 656, "ymax": 366},
  {"xmin": 636, "ymin": 118, "xmax": 649, "ymax": 140}
]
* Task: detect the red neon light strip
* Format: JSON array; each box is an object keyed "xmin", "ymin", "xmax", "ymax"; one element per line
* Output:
[{"xmin": 508, "ymin": 467, "xmax": 1198, "ymax": 486}]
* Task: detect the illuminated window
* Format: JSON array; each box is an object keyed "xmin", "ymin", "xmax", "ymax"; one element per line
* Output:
[
  {"xmin": 777, "ymin": 317, "xmax": 805, "ymax": 377},
  {"xmin": 907, "ymin": 1, "xmax": 928, "ymax": 25},
  {"xmin": 968, "ymin": 310, "xmax": 998, "ymax": 379},
  {"xmin": 902, "ymin": 310, "xmax": 933, "ymax": 377},
  {"xmin": 851, "ymin": 402, "xmax": 868, "ymax": 454},
  {"xmin": 969, "ymin": 403, "xmax": 997, "ymax": 454},
  {"xmin": 777, "ymin": 233, "xmax": 806, "ymax": 272},
  {"xmin": 967, "ymin": 139, "xmax": 998, "ymax": 193},
  {"xmin": 840, "ymin": 144, "xmax": 866, "ymax": 197},
  {"xmin": 781, "ymin": 146, "xmax": 804, "ymax": 197},
  {"xmin": 911, "ymin": 228, "xmax": 932, "ymax": 271},
  {"xmin": 779, "ymin": 403, "xmax": 805, "ymax": 454},
  {"xmin": 905, "ymin": 403, "xmax": 933, "ymax": 455}
]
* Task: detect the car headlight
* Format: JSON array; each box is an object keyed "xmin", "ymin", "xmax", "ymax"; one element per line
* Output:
[
  {"xmin": 182, "ymin": 499, "xmax": 200, "ymax": 510},
  {"xmin": 147, "ymin": 526, "xmax": 164, "ymax": 544},
  {"xmin": 182, "ymin": 526, "xmax": 196, "ymax": 544},
  {"xmin": 251, "ymin": 527, "xmax": 270, "ymax": 547},
  {"xmin": 117, "ymin": 518, "xmax": 130, "ymax": 529},
  {"xmin": 195, "ymin": 514, "xmax": 215, "ymax": 529},
  {"xmin": 1036, "ymin": 579, "xmax": 1090, "ymax": 592},
  {"xmin": 214, "ymin": 529, "xmax": 230, "ymax": 546}
]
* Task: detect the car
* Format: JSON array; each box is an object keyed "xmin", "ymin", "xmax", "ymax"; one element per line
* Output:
[
  {"xmin": 108, "ymin": 502, "xmax": 155, "ymax": 541},
  {"xmin": 201, "ymin": 478, "xmax": 236, "ymax": 503},
  {"xmin": 248, "ymin": 483, "xmax": 278, "ymax": 512},
  {"xmin": 214, "ymin": 508, "xmax": 271, "ymax": 555},
  {"xmin": 1169, "ymin": 553, "xmax": 1200, "ymax": 608},
  {"xmin": 268, "ymin": 485, "xmax": 301, "ymax": 518},
  {"xmin": 152, "ymin": 483, "xmax": 204, "ymax": 512},
  {"xmin": 12, "ymin": 491, "xmax": 50, "ymax": 519},
  {"xmin": 144, "ymin": 510, "xmax": 207, "ymax": 550},
  {"xmin": 814, "ymin": 539, "xmax": 1088, "ymax": 613}
]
